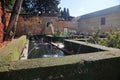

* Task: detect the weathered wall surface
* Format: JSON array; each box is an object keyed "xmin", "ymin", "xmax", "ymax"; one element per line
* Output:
[
  {"xmin": 0, "ymin": 40, "xmax": 120, "ymax": 80},
  {"xmin": 0, "ymin": 36, "xmax": 26, "ymax": 61},
  {"xmin": 78, "ymin": 11, "xmax": 120, "ymax": 34},
  {"xmin": 16, "ymin": 15, "xmax": 76, "ymax": 37},
  {"xmin": 58, "ymin": 21, "xmax": 76, "ymax": 32},
  {"xmin": 0, "ymin": 50, "xmax": 120, "ymax": 80},
  {"xmin": 16, "ymin": 15, "xmax": 60, "ymax": 36},
  {"xmin": 0, "ymin": 1, "xmax": 11, "ymax": 42},
  {"xmin": 64, "ymin": 40, "xmax": 104, "ymax": 54},
  {"xmin": 16, "ymin": 15, "xmax": 44, "ymax": 36},
  {"xmin": 0, "ymin": 2, "xmax": 4, "ymax": 42}
]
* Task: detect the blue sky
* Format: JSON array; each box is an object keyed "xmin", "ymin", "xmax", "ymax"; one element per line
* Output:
[{"xmin": 59, "ymin": 0, "xmax": 120, "ymax": 17}]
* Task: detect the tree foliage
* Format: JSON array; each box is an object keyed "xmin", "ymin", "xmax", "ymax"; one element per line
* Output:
[
  {"xmin": 5, "ymin": 0, "xmax": 16, "ymax": 9},
  {"xmin": 61, "ymin": 8, "xmax": 71, "ymax": 21},
  {"xmin": 22, "ymin": 0, "xmax": 60, "ymax": 15}
]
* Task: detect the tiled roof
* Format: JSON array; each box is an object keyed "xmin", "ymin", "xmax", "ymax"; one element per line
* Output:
[{"xmin": 79, "ymin": 5, "xmax": 120, "ymax": 20}]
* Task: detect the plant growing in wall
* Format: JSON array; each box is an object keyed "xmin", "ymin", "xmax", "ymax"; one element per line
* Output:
[
  {"xmin": 100, "ymin": 31, "xmax": 120, "ymax": 48},
  {"xmin": 89, "ymin": 27, "xmax": 101, "ymax": 44}
]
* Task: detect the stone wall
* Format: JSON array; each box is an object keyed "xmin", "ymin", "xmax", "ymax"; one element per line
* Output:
[
  {"xmin": 0, "ymin": 39, "xmax": 120, "ymax": 80},
  {"xmin": 0, "ymin": 50, "xmax": 120, "ymax": 80},
  {"xmin": 64, "ymin": 40, "xmax": 105, "ymax": 54}
]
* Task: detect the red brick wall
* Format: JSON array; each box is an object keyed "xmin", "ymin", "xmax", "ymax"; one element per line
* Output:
[
  {"xmin": 0, "ymin": 2, "xmax": 4, "ymax": 42},
  {"xmin": 0, "ymin": 1, "xmax": 11, "ymax": 42},
  {"xmin": 58, "ymin": 21, "xmax": 67, "ymax": 31},
  {"xmin": 16, "ymin": 15, "xmax": 76, "ymax": 37},
  {"xmin": 16, "ymin": 16, "xmax": 43, "ymax": 36},
  {"xmin": 16, "ymin": 15, "xmax": 59, "ymax": 36}
]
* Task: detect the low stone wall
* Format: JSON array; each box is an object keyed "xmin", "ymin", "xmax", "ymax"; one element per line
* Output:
[
  {"xmin": 0, "ymin": 38, "xmax": 120, "ymax": 80},
  {"xmin": 0, "ymin": 36, "xmax": 27, "ymax": 61},
  {"xmin": 0, "ymin": 50, "xmax": 120, "ymax": 80},
  {"xmin": 64, "ymin": 39, "xmax": 116, "ymax": 54}
]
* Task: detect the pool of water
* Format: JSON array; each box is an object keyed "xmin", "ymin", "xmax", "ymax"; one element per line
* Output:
[{"xmin": 28, "ymin": 36, "xmax": 65, "ymax": 59}]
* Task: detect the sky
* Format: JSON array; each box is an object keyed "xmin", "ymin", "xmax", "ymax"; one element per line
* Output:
[{"xmin": 59, "ymin": 0, "xmax": 120, "ymax": 17}]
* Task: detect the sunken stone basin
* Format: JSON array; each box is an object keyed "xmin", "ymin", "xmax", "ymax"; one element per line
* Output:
[{"xmin": 0, "ymin": 39, "xmax": 120, "ymax": 80}]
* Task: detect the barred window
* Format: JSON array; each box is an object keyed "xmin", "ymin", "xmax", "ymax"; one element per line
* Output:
[{"xmin": 101, "ymin": 17, "xmax": 106, "ymax": 25}]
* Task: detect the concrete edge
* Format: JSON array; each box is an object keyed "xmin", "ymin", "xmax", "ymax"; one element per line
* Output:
[
  {"xmin": 64, "ymin": 39, "xmax": 120, "ymax": 51},
  {"xmin": 0, "ymin": 36, "xmax": 27, "ymax": 62},
  {"xmin": 20, "ymin": 39, "xmax": 29, "ymax": 60},
  {"xmin": 0, "ymin": 49, "xmax": 120, "ymax": 72}
]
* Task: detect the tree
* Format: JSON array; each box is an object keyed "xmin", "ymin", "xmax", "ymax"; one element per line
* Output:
[
  {"xmin": 5, "ymin": 0, "xmax": 23, "ymax": 40},
  {"xmin": 22, "ymin": 0, "xmax": 37, "ymax": 14},
  {"xmin": 63, "ymin": 8, "xmax": 67, "ymax": 16},
  {"xmin": 67, "ymin": 8, "xmax": 70, "ymax": 16},
  {"xmin": 22, "ymin": 0, "xmax": 60, "ymax": 15},
  {"xmin": 5, "ymin": 0, "xmax": 15, "ymax": 9},
  {"xmin": 60, "ymin": 8, "xmax": 71, "ymax": 21}
]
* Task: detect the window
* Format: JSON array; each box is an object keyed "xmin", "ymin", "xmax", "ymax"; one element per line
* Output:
[
  {"xmin": 101, "ymin": 17, "xmax": 106, "ymax": 25},
  {"xmin": 64, "ymin": 28, "xmax": 68, "ymax": 33}
]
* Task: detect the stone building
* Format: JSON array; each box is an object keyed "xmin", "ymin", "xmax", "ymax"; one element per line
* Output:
[{"xmin": 78, "ymin": 5, "xmax": 120, "ymax": 35}]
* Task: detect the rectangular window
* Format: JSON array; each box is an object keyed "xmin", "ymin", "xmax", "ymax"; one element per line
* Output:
[{"xmin": 101, "ymin": 17, "xmax": 106, "ymax": 25}]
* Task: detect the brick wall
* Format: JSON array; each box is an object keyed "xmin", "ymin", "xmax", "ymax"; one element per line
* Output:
[
  {"xmin": 0, "ymin": 2, "xmax": 4, "ymax": 42},
  {"xmin": 16, "ymin": 15, "xmax": 75, "ymax": 37},
  {"xmin": 0, "ymin": 1, "xmax": 11, "ymax": 42}
]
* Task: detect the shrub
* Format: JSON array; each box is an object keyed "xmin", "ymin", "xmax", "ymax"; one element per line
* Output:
[{"xmin": 99, "ymin": 31, "xmax": 120, "ymax": 48}]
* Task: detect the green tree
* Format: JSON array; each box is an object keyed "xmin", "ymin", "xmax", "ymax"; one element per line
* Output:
[
  {"xmin": 22, "ymin": 0, "xmax": 60, "ymax": 15},
  {"xmin": 22, "ymin": 0, "xmax": 37, "ymax": 14},
  {"xmin": 5, "ymin": 0, "xmax": 16, "ymax": 9},
  {"xmin": 67, "ymin": 8, "xmax": 70, "ymax": 16},
  {"xmin": 60, "ymin": 8, "xmax": 71, "ymax": 21}
]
